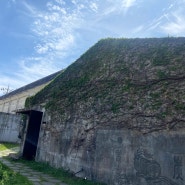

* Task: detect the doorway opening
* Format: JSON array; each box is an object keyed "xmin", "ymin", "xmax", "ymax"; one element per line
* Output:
[{"xmin": 17, "ymin": 109, "xmax": 43, "ymax": 160}]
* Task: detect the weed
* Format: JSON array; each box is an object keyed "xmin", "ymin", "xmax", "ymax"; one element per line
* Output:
[
  {"xmin": 111, "ymin": 103, "xmax": 120, "ymax": 113},
  {"xmin": 0, "ymin": 162, "xmax": 33, "ymax": 185},
  {"xmin": 12, "ymin": 159, "xmax": 105, "ymax": 185},
  {"xmin": 0, "ymin": 143, "xmax": 19, "ymax": 151}
]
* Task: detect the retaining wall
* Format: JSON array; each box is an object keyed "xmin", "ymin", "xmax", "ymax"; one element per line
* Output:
[{"xmin": 0, "ymin": 112, "xmax": 21, "ymax": 143}]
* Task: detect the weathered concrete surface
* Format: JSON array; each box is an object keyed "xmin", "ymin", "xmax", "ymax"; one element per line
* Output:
[
  {"xmin": 36, "ymin": 126, "xmax": 185, "ymax": 185},
  {"xmin": 94, "ymin": 130, "xmax": 185, "ymax": 185},
  {"xmin": 25, "ymin": 38, "xmax": 185, "ymax": 185},
  {"xmin": 0, "ymin": 112, "xmax": 21, "ymax": 142}
]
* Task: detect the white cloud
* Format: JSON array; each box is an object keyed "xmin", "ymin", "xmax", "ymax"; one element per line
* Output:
[
  {"xmin": 122, "ymin": 0, "xmax": 136, "ymax": 8},
  {"xmin": 147, "ymin": 15, "xmax": 165, "ymax": 31},
  {"xmin": 1, "ymin": 1, "xmax": 96, "ymax": 95},
  {"xmin": 95, "ymin": 0, "xmax": 141, "ymax": 19},
  {"xmin": 35, "ymin": 45, "xmax": 49, "ymax": 54},
  {"xmin": 31, "ymin": 1, "xmax": 83, "ymax": 58},
  {"xmin": 22, "ymin": 1, "xmax": 37, "ymax": 16},
  {"xmin": 55, "ymin": 0, "xmax": 66, "ymax": 5},
  {"xmin": 132, "ymin": 25, "xmax": 144, "ymax": 34},
  {"xmin": 161, "ymin": 11, "xmax": 185, "ymax": 36},
  {"xmin": 14, "ymin": 56, "xmax": 59, "ymax": 86},
  {"xmin": 6, "ymin": 0, "xmax": 85, "ymax": 90},
  {"xmin": 140, "ymin": 1, "xmax": 185, "ymax": 37},
  {"xmin": 0, "ymin": 75, "xmax": 25, "ymax": 95},
  {"xmin": 4, "ymin": 0, "xmax": 185, "ymax": 95},
  {"xmin": 89, "ymin": 2, "xmax": 98, "ymax": 12},
  {"xmin": 163, "ymin": 1, "xmax": 185, "ymax": 36}
]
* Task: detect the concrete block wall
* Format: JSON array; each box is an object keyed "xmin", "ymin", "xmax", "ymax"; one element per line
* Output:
[{"xmin": 0, "ymin": 112, "xmax": 22, "ymax": 143}]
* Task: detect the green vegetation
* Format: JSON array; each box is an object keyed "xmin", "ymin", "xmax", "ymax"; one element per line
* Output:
[
  {"xmin": 24, "ymin": 37, "xmax": 185, "ymax": 132},
  {"xmin": 174, "ymin": 102, "xmax": 185, "ymax": 111},
  {"xmin": 157, "ymin": 70, "xmax": 167, "ymax": 79},
  {"xmin": 12, "ymin": 159, "xmax": 105, "ymax": 185},
  {"xmin": 0, "ymin": 142, "xmax": 104, "ymax": 185},
  {"xmin": 19, "ymin": 37, "xmax": 185, "ymax": 183},
  {"xmin": 0, "ymin": 143, "xmax": 18, "ymax": 151},
  {"xmin": 111, "ymin": 103, "xmax": 120, "ymax": 113},
  {"xmin": 0, "ymin": 162, "xmax": 33, "ymax": 185},
  {"xmin": 0, "ymin": 143, "xmax": 30, "ymax": 184}
]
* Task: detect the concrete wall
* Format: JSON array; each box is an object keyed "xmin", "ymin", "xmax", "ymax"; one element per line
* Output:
[
  {"xmin": 94, "ymin": 130, "xmax": 185, "ymax": 185},
  {"xmin": 36, "ymin": 126, "xmax": 185, "ymax": 185},
  {"xmin": 0, "ymin": 112, "xmax": 22, "ymax": 143}
]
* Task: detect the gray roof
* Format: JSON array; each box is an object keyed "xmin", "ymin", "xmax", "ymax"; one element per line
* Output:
[{"xmin": 0, "ymin": 70, "xmax": 62, "ymax": 100}]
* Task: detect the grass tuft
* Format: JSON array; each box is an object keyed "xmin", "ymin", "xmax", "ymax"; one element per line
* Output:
[
  {"xmin": 13, "ymin": 159, "xmax": 105, "ymax": 185},
  {"xmin": 0, "ymin": 142, "xmax": 19, "ymax": 151},
  {"xmin": 0, "ymin": 162, "xmax": 33, "ymax": 185}
]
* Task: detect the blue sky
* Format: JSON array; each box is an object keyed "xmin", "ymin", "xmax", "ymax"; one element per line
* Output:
[{"xmin": 0, "ymin": 0, "xmax": 185, "ymax": 95}]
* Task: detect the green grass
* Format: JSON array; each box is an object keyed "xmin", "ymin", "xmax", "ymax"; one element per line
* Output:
[
  {"xmin": 0, "ymin": 142, "xmax": 31, "ymax": 184},
  {"xmin": 13, "ymin": 159, "xmax": 105, "ymax": 185},
  {"xmin": 0, "ymin": 142, "xmax": 19, "ymax": 151},
  {"xmin": 0, "ymin": 162, "xmax": 33, "ymax": 185},
  {"xmin": 1, "ymin": 142, "xmax": 105, "ymax": 185}
]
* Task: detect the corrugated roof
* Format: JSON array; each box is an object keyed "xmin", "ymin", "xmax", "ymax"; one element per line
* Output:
[{"xmin": 0, "ymin": 70, "xmax": 62, "ymax": 100}]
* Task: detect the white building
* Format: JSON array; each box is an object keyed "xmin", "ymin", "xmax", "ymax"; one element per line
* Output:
[
  {"xmin": 0, "ymin": 71, "xmax": 61, "ymax": 113},
  {"xmin": 0, "ymin": 70, "xmax": 61, "ymax": 143}
]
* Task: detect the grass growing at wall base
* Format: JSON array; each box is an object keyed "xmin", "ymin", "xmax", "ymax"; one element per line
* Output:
[
  {"xmin": 12, "ymin": 159, "xmax": 105, "ymax": 185},
  {"xmin": 0, "ymin": 142, "xmax": 19, "ymax": 151},
  {"xmin": 0, "ymin": 162, "xmax": 33, "ymax": 185}
]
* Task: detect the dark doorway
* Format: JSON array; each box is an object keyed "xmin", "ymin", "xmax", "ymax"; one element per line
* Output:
[{"xmin": 17, "ymin": 110, "xmax": 43, "ymax": 160}]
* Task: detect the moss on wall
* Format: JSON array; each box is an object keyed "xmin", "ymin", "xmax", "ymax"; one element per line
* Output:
[{"xmin": 26, "ymin": 37, "xmax": 185, "ymax": 132}]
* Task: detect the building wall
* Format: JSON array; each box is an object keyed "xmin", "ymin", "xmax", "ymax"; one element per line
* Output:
[
  {"xmin": 33, "ymin": 102, "xmax": 185, "ymax": 185},
  {"xmin": 0, "ymin": 84, "xmax": 47, "ymax": 143},
  {"xmin": 0, "ymin": 112, "xmax": 22, "ymax": 143},
  {"xmin": 0, "ymin": 84, "xmax": 47, "ymax": 113},
  {"xmin": 0, "ymin": 71, "xmax": 61, "ymax": 143},
  {"xmin": 36, "ymin": 125, "xmax": 185, "ymax": 185}
]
